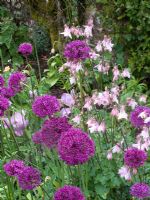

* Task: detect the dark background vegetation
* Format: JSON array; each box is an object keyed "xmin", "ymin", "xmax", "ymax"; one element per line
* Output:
[{"xmin": 0, "ymin": 0, "xmax": 150, "ymax": 87}]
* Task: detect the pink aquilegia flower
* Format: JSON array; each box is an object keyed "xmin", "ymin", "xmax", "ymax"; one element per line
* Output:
[
  {"xmin": 118, "ymin": 166, "xmax": 131, "ymax": 181},
  {"xmin": 61, "ymin": 24, "xmax": 72, "ymax": 38},
  {"xmin": 61, "ymin": 93, "xmax": 75, "ymax": 107},
  {"xmin": 102, "ymin": 35, "xmax": 114, "ymax": 52},
  {"xmin": 121, "ymin": 68, "xmax": 130, "ymax": 78}
]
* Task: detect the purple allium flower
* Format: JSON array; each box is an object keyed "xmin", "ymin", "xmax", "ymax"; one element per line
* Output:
[
  {"xmin": 0, "ymin": 75, "xmax": 4, "ymax": 87},
  {"xmin": 32, "ymin": 130, "xmax": 43, "ymax": 144},
  {"xmin": 64, "ymin": 40, "xmax": 90, "ymax": 61},
  {"xmin": 18, "ymin": 42, "xmax": 33, "ymax": 56},
  {"xmin": 3, "ymin": 160, "xmax": 25, "ymax": 176},
  {"xmin": 18, "ymin": 166, "xmax": 41, "ymax": 190},
  {"xmin": 130, "ymin": 106, "xmax": 150, "ymax": 128},
  {"xmin": 58, "ymin": 128, "xmax": 95, "ymax": 165},
  {"xmin": 41, "ymin": 117, "xmax": 72, "ymax": 149},
  {"xmin": 32, "ymin": 95, "xmax": 60, "ymax": 118},
  {"xmin": 0, "ymin": 87, "xmax": 15, "ymax": 99},
  {"xmin": 124, "ymin": 148, "xmax": 147, "ymax": 168},
  {"xmin": 130, "ymin": 183, "xmax": 150, "ymax": 199},
  {"xmin": 54, "ymin": 185, "xmax": 85, "ymax": 200},
  {"xmin": 0, "ymin": 95, "xmax": 10, "ymax": 117},
  {"xmin": 8, "ymin": 72, "xmax": 26, "ymax": 94}
]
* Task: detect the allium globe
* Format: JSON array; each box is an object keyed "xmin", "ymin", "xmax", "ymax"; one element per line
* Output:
[
  {"xmin": 3, "ymin": 160, "xmax": 25, "ymax": 176},
  {"xmin": 58, "ymin": 128, "xmax": 95, "ymax": 165},
  {"xmin": 41, "ymin": 117, "xmax": 72, "ymax": 148},
  {"xmin": 64, "ymin": 40, "xmax": 90, "ymax": 61},
  {"xmin": 18, "ymin": 42, "xmax": 33, "ymax": 56},
  {"xmin": 32, "ymin": 95, "xmax": 60, "ymax": 118},
  {"xmin": 8, "ymin": 72, "xmax": 26, "ymax": 94},
  {"xmin": 18, "ymin": 166, "xmax": 41, "ymax": 190},
  {"xmin": 32, "ymin": 130, "xmax": 43, "ymax": 144},
  {"xmin": 130, "ymin": 106, "xmax": 150, "ymax": 128},
  {"xmin": 124, "ymin": 148, "xmax": 147, "ymax": 168},
  {"xmin": 0, "ymin": 96, "xmax": 10, "ymax": 116},
  {"xmin": 0, "ymin": 87, "xmax": 15, "ymax": 98},
  {"xmin": 130, "ymin": 183, "xmax": 150, "ymax": 199},
  {"xmin": 0, "ymin": 75, "xmax": 4, "ymax": 87},
  {"xmin": 53, "ymin": 185, "xmax": 85, "ymax": 200}
]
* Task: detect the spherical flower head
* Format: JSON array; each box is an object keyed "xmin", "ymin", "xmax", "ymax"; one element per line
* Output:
[
  {"xmin": 3, "ymin": 160, "xmax": 25, "ymax": 177},
  {"xmin": 124, "ymin": 148, "xmax": 147, "ymax": 168},
  {"xmin": 18, "ymin": 42, "xmax": 33, "ymax": 56},
  {"xmin": 8, "ymin": 72, "xmax": 26, "ymax": 94},
  {"xmin": 64, "ymin": 40, "xmax": 90, "ymax": 61},
  {"xmin": 41, "ymin": 117, "xmax": 72, "ymax": 149},
  {"xmin": 130, "ymin": 106, "xmax": 150, "ymax": 128},
  {"xmin": 32, "ymin": 130, "xmax": 43, "ymax": 144},
  {"xmin": 0, "ymin": 95, "xmax": 10, "ymax": 116},
  {"xmin": 0, "ymin": 87, "xmax": 15, "ymax": 99},
  {"xmin": 32, "ymin": 95, "xmax": 60, "ymax": 118},
  {"xmin": 18, "ymin": 166, "xmax": 41, "ymax": 190},
  {"xmin": 54, "ymin": 185, "xmax": 85, "ymax": 200},
  {"xmin": 130, "ymin": 183, "xmax": 150, "ymax": 199},
  {"xmin": 58, "ymin": 128, "xmax": 95, "ymax": 165},
  {"xmin": 0, "ymin": 75, "xmax": 4, "ymax": 87}
]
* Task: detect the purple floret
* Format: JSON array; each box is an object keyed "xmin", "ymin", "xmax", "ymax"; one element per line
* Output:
[
  {"xmin": 32, "ymin": 130, "xmax": 43, "ymax": 144},
  {"xmin": 0, "ymin": 75, "xmax": 4, "ymax": 87},
  {"xmin": 130, "ymin": 106, "xmax": 150, "ymax": 128},
  {"xmin": 32, "ymin": 95, "xmax": 60, "ymax": 118},
  {"xmin": 0, "ymin": 95, "xmax": 10, "ymax": 116},
  {"xmin": 130, "ymin": 183, "xmax": 150, "ymax": 199},
  {"xmin": 18, "ymin": 42, "xmax": 33, "ymax": 56},
  {"xmin": 58, "ymin": 128, "xmax": 95, "ymax": 165},
  {"xmin": 54, "ymin": 185, "xmax": 85, "ymax": 200},
  {"xmin": 8, "ymin": 72, "xmax": 26, "ymax": 94},
  {"xmin": 41, "ymin": 117, "xmax": 72, "ymax": 149},
  {"xmin": 18, "ymin": 166, "xmax": 41, "ymax": 190},
  {"xmin": 64, "ymin": 40, "xmax": 90, "ymax": 61},
  {"xmin": 0, "ymin": 87, "xmax": 15, "ymax": 99},
  {"xmin": 124, "ymin": 148, "xmax": 147, "ymax": 168},
  {"xmin": 3, "ymin": 160, "xmax": 25, "ymax": 177}
]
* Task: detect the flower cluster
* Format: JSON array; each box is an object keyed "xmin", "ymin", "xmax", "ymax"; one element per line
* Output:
[
  {"xmin": 32, "ymin": 117, "xmax": 72, "ymax": 148},
  {"xmin": 58, "ymin": 128, "xmax": 95, "ymax": 165},
  {"xmin": 64, "ymin": 40, "xmax": 90, "ymax": 61},
  {"xmin": 8, "ymin": 72, "xmax": 26, "ymax": 94},
  {"xmin": 130, "ymin": 106, "xmax": 150, "ymax": 128},
  {"xmin": 130, "ymin": 183, "xmax": 150, "ymax": 199},
  {"xmin": 32, "ymin": 95, "xmax": 60, "ymax": 118},
  {"xmin": 18, "ymin": 42, "xmax": 33, "ymax": 56},
  {"xmin": 54, "ymin": 185, "xmax": 85, "ymax": 200},
  {"xmin": 0, "ymin": 95, "xmax": 10, "ymax": 117},
  {"xmin": 124, "ymin": 148, "xmax": 147, "ymax": 168},
  {"xmin": 3, "ymin": 160, "xmax": 41, "ymax": 190}
]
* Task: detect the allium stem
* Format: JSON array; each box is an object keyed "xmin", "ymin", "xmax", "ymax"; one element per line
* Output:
[{"xmin": 77, "ymin": 70, "xmax": 87, "ymax": 131}]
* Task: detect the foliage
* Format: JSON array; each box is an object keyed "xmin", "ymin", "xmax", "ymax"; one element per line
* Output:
[
  {"xmin": 96, "ymin": 0, "xmax": 150, "ymax": 84},
  {"xmin": 0, "ymin": 6, "xmax": 30, "ymax": 67}
]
